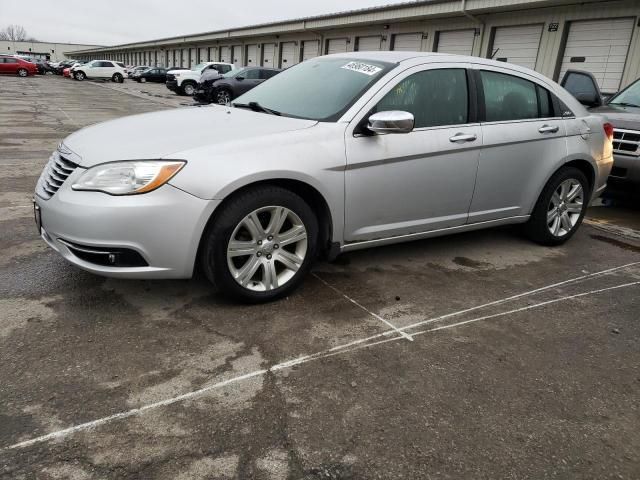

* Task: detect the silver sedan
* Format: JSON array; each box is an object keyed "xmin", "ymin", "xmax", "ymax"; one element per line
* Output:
[{"xmin": 34, "ymin": 52, "xmax": 614, "ymax": 302}]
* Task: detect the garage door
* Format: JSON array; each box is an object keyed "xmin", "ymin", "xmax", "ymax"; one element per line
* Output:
[
  {"xmin": 246, "ymin": 44, "xmax": 258, "ymax": 66},
  {"xmin": 392, "ymin": 33, "xmax": 422, "ymax": 51},
  {"xmin": 327, "ymin": 38, "xmax": 348, "ymax": 55},
  {"xmin": 181, "ymin": 48, "xmax": 188, "ymax": 68},
  {"xmin": 356, "ymin": 36, "xmax": 382, "ymax": 51},
  {"xmin": 220, "ymin": 46, "xmax": 231, "ymax": 63},
  {"xmin": 558, "ymin": 18, "xmax": 634, "ymax": 93},
  {"xmin": 436, "ymin": 29, "xmax": 476, "ymax": 55},
  {"xmin": 280, "ymin": 42, "xmax": 297, "ymax": 68},
  {"xmin": 190, "ymin": 48, "xmax": 197, "ymax": 67},
  {"xmin": 199, "ymin": 48, "xmax": 206, "ymax": 63},
  {"xmin": 491, "ymin": 24, "xmax": 543, "ymax": 70},
  {"xmin": 302, "ymin": 40, "xmax": 319, "ymax": 61},
  {"xmin": 262, "ymin": 43, "xmax": 276, "ymax": 66},
  {"xmin": 231, "ymin": 46, "xmax": 242, "ymax": 67}
]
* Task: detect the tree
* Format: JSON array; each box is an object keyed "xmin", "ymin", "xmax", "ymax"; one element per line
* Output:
[{"xmin": 0, "ymin": 25, "xmax": 35, "ymax": 42}]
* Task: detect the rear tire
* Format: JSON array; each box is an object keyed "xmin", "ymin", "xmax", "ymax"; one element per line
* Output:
[
  {"xmin": 200, "ymin": 186, "xmax": 318, "ymax": 303},
  {"xmin": 524, "ymin": 167, "xmax": 590, "ymax": 246},
  {"xmin": 17, "ymin": 68, "xmax": 28, "ymax": 77}
]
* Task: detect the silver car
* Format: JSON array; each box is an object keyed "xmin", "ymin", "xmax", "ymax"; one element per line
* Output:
[{"xmin": 34, "ymin": 52, "xmax": 614, "ymax": 302}]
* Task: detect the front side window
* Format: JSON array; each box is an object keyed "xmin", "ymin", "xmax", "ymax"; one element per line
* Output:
[
  {"xmin": 375, "ymin": 68, "xmax": 469, "ymax": 128},
  {"xmin": 244, "ymin": 68, "xmax": 261, "ymax": 80},
  {"xmin": 480, "ymin": 70, "xmax": 539, "ymax": 122},
  {"xmin": 234, "ymin": 57, "xmax": 395, "ymax": 121}
]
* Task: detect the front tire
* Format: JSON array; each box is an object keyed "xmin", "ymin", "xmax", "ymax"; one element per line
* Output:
[
  {"xmin": 181, "ymin": 82, "xmax": 196, "ymax": 96},
  {"xmin": 200, "ymin": 186, "xmax": 318, "ymax": 303},
  {"xmin": 215, "ymin": 88, "xmax": 232, "ymax": 105},
  {"xmin": 74, "ymin": 71, "xmax": 85, "ymax": 81},
  {"xmin": 17, "ymin": 68, "xmax": 28, "ymax": 77},
  {"xmin": 112, "ymin": 73, "xmax": 124, "ymax": 83},
  {"xmin": 524, "ymin": 167, "xmax": 590, "ymax": 246}
]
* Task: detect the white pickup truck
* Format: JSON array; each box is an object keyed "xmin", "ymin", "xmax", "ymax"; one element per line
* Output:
[{"xmin": 166, "ymin": 62, "xmax": 236, "ymax": 96}]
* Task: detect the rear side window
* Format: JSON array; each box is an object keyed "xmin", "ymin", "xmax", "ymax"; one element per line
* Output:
[
  {"xmin": 536, "ymin": 85, "xmax": 553, "ymax": 117},
  {"xmin": 480, "ymin": 70, "xmax": 539, "ymax": 121},
  {"xmin": 4, "ymin": 58, "xmax": 18, "ymax": 64},
  {"xmin": 244, "ymin": 68, "xmax": 261, "ymax": 80},
  {"xmin": 376, "ymin": 68, "xmax": 469, "ymax": 128}
]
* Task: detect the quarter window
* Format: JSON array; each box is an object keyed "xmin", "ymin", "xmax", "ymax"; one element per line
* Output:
[
  {"xmin": 480, "ymin": 70, "xmax": 541, "ymax": 122},
  {"xmin": 375, "ymin": 69, "xmax": 469, "ymax": 128}
]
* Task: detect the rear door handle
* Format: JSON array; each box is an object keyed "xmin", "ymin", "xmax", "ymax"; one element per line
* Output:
[
  {"xmin": 538, "ymin": 125, "xmax": 559, "ymax": 134},
  {"xmin": 449, "ymin": 133, "xmax": 477, "ymax": 143}
]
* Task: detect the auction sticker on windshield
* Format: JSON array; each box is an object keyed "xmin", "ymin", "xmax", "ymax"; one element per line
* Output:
[{"xmin": 341, "ymin": 61, "xmax": 383, "ymax": 76}]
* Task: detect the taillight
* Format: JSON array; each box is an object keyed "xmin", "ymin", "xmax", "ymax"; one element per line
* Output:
[{"xmin": 603, "ymin": 122, "xmax": 614, "ymax": 142}]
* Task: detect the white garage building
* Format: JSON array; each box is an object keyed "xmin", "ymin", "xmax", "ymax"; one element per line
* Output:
[{"xmin": 68, "ymin": 0, "xmax": 640, "ymax": 94}]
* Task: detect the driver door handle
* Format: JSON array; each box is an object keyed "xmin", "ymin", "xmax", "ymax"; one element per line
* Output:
[
  {"xmin": 449, "ymin": 133, "xmax": 477, "ymax": 143},
  {"xmin": 538, "ymin": 125, "xmax": 559, "ymax": 134}
]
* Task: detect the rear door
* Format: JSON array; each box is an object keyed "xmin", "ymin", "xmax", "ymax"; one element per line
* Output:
[
  {"xmin": 469, "ymin": 67, "xmax": 566, "ymax": 223},
  {"xmin": 237, "ymin": 68, "xmax": 262, "ymax": 95}
]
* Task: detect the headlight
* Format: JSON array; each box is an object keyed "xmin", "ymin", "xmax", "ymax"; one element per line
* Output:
[{"xmin": 72, "ymin": 160, "xmax": 185, "ymax": 195}]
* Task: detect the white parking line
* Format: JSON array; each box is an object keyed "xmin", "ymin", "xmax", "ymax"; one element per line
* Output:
[
  {"xmin": 312, "ymin": 272, "xmax": 414, "ymax": 341},
  {"xmin": 5, "ymin": 264, "xmax": 639, "ymax": 451}
]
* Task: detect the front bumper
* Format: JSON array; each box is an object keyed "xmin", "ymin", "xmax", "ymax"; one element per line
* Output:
[
  {"xmin": 35, "ymin": 173, "xmax": 219, "ymax": 279},
  {"xmin": 166, "ymin": 80, "xmax": 179, "ymax": 92},
  {"xmin": 193, "ymin": 85, "xmax": 212, "ymax": 103}
]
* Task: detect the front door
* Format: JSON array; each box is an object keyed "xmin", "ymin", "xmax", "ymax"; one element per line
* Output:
[
  {"xmin": 468, "ymin": 67, "xmax": 566, "ymax": 222},
  {"xmin": 344, "ymin": 65, "xmax": 481, "ymax": 242}
]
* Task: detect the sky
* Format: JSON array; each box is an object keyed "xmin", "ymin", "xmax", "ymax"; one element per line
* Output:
[{"xmin": 0, "ymin": 0, "xmax": 415, "ymax": 46}]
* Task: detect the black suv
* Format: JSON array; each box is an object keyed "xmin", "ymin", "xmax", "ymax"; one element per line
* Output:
[
  {"xmin": 562, "ymin": 70, "xmax": 640, "ymax": 196},
  {"xmin": 194, "ymin": 67, "xmax": 281, "ymax": 104}
]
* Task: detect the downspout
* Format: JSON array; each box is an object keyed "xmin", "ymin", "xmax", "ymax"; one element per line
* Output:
[{"xmin": 461, "ymin": 0, "xmax": 484, "ymax": 25}]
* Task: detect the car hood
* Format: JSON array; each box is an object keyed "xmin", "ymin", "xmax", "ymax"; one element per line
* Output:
[
  {"xmin": 590, "ymin": 104, "xmax": 640, "ymax": 131},
  {"xmin": 63, "ymin": 106, "xmax": 318, "ymax": 167}
]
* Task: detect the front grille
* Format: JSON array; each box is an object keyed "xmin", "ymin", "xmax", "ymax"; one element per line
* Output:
[
  {"xmin": 612, "ymin": 128, "xmax": 640, "ymax": 156},
  {"xmin": 37, "ymin": 151, "xmax": 78, "ymax": 199},
  {"xmin": 166, "ymin": 73, "xmax": 175, "ymax": 81}
]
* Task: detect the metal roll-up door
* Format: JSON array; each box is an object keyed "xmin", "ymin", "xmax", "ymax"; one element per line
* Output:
[
  {"xmin": 436, "ymin": 29, "xmax": 476, "ymax": 55},
  {"xmin": 392, "ymin": 33, "xmax": 422, "ymax": 51},
  {"xmin": 246, "ymin": 44, "xmax": 258, "ymax": 65},
  {"xmin": 220, "ymin": 46, "xmax": 231, "ymax": 63},
  {"xmin": 558, "ymin": 18, "xmax": 634, "ymax": 93},
  {"xmin": 280, "ymin": 42, "xmax": 296, "ymax": 67},
  {"xmin": 208, "ymin": 47, "xmax": 217, "ymax": 62},
  {"xmin": 190, "ymin": 48, "xmax": 197, "ymax": 67},
  {"xmin": 181, "ymin": 48, "xmax": 188, "ymax": 67},
  {"xmin": 262, "ymin": 43, "xmax": 276, "ymax": 66},
  {"xmin": 491, "ymin": 24, "xmax": 543, "ymax": 70},
  {"xmin": 356, "ymin": 36, "xmax": 382, "ymax": 51},
  {"xmin": 302, "ymin": 40, "xmax": 319, "ymax": 61},
  {"xmin": 232, "ymin": 46, "xmax": 242, "ymax": 67},
  {"xmin": 327, "ymin": 38, "xmax": 348, "ymax": 55},
  {"xmin": 199, "ymin": 48, "xmax": 206, "ymax": 63}
]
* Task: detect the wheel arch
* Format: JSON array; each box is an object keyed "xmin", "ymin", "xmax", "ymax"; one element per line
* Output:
[{"xmin": 195, "ymin": 178, "xmax": 335, "ymax": 272}]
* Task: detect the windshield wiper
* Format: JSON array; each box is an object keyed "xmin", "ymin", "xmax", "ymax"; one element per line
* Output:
[
  {"xmin": 232, "ymin": 101, "xmax": 281, "ymax": 116},
  {"xmin": 609, "ymin": 101, "xmax": 640, "ymax": 108}
]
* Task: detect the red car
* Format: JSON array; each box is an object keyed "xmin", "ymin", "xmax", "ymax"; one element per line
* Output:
[
  {"xmin": 0, "ymin": 55, "xmax": 38, "ymax": 77},
  {"xmin": 63, "ymin": 67, "xmax": 72, "ymax": 78}
]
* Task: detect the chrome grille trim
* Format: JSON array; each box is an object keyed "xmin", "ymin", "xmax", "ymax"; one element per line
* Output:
[
  {"xmin": 612, "ymin": 128, "xmax": 640, "ymax": 157},
  {"xmin": 37, "ymin": 150, "xmax": 79, "ymax": 199}
]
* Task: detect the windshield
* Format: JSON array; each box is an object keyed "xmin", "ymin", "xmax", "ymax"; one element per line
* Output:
[
  {"xmin": 233, "ymin": 57, "xmax": 396, "ymax": 121},
  {"xmin": 224, "ymin": 67, "xmax": 248, "ymax": 78},
  {"xmin": 608, "ymin": 79, "xmax": 640, "ymax": 107}
]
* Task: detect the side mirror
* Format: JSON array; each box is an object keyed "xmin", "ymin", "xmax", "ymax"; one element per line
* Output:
[
  {"xmin": 575, "ymin": 91, "xmax": 602, "ymax": 107},
  {"xmin": 236, "ymin": 76, "xmax": 244, "ymax": 81},
  {"xmin": 368, "ymin": 111, "xmax": 415, "ymax": 134}
]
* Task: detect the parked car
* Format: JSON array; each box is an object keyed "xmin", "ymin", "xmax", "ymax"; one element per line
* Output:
[
  {"xmin": 134, "ymin": 67, "xmax": 168, "ymax": 83},
  {"xmin": 15, "ymin": 55, "xmax": 50, "ymax": 74},
  {"xmin": 127, "ymin": 65, "xmax": 150, "ymax": 78},
  {"xmin": 54, "ymin": 60, "xmax": 75, "ymax": 75},
  {"xmin": 0, "ymin": 55, "xmax": 38, "ymax": 77},
  {"xmin": 34, "ymin": 52, "xmax": 613, "ymax": 302},
  {"xmin": 166, "ymin": 62, "xmax": 236, "ymax": 96},
  {"xmin": 72, "ymin": 60, "xmax": 126, "ymax": 83},
  {"xmin": 561, "ymin": 70, "xmax": 640, "ymax": 196},
  {"xmin": 194, "ymin": 67, "xmax": 281, "ymax": 104}
]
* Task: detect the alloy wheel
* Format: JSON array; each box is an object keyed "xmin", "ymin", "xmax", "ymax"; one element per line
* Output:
[
  {"xmin": 183, "ymin": 83, "xmax": 195, "ymax": 95},
  {"xmin": 216, "ymin": 90, "xmax": 231, "ymax": 105},
  {"xmin": 226, "ymin": 206, "xmax": 308, "ymax": 292},
  {"xmin": 547, "ymin": 179, "xmax": 584, "ymax": 237},
  {"xmin": 18, "ymin": 69, "xmax": 27, "ymax": 77}
]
